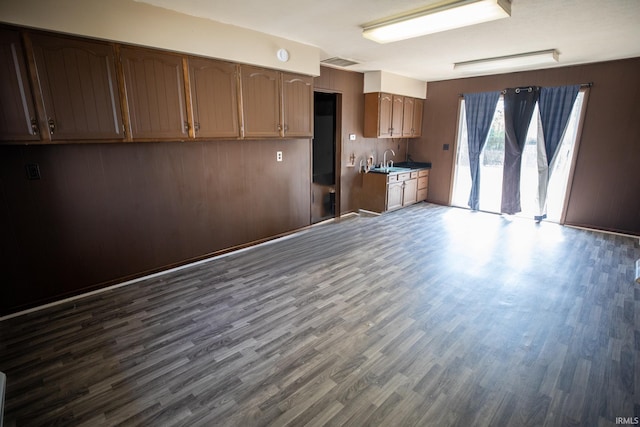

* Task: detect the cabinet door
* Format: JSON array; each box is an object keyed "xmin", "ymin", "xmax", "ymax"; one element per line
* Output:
[
  {"xmin": 188, "ymin": 57, "xmax": 239, "ymax": 138},
  {"xmin": 0, "ymin": 28, "xmax": 40, "ymax": 142},
  {"xmin": 387, "ymin": 181, "xmax": 403, "ymax": 210},
  {"xmin": 31, "ymin": 33, "xmax": 123, "ymax": 141},
  {"xmin": 240, "ymin": 65, "xmax": 280, "ymax": 138},
  {"xmin": 403, "ymin": 178, "xmax": 418, "ymax": 206},
  {"xmin": 120, "ymin": 47, "xmax": 188, "ymax": 139},
  {"xmin": 402, "ymin": 97, "xmax": 414, "ymax": 138},
  {"xmin": 391, "ymin": 95, "xmax": 404, "ymax": 137},
  {"xmin": 282, "ymin": 73, "xmax": 313, "ymax": 137},
  {"xmin": 378, "ymin": 93, "xmax": 393, "ymax": 138},
  {"xmin": 412, "ymin": 98, "xmax": 424, "ymax": 137}
]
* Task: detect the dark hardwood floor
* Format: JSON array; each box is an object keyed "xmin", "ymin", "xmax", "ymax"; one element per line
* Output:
[{"xmin": 1, "ymin": 203, "xmax": 639, "ymax": 426}]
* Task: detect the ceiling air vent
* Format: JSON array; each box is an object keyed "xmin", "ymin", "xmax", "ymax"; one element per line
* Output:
[{"xmin": 321, "ymin": 57, "xmax": 359, "ymax": 68}]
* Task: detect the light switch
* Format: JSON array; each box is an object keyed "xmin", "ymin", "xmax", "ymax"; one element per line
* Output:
[
  {"xmin": 276, "ymin": 151, "xmax": 283, "ymax": 162},
  {"xmin": 349, "ymin": 134, "xmax": 356, "ymax": 141}
]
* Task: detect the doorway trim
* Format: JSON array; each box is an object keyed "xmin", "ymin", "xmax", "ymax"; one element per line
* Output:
[{"xmin": 312, "ymin": 89, "xmax": 342, "ymax": 220}]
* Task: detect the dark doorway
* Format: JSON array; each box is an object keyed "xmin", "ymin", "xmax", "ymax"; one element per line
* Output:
[{"xmin": 312, "ymin": 92, "xmax": 337, "ymax": 223}]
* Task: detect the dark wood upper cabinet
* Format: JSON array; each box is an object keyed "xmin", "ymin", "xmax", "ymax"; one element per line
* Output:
[
  {"xmin": 282, "ymin": 73, "xmax": 313, "ymax": 137},
  {"xmin": 120, "ymin": 47, "xmax": 188, "ymax": 139},
  {"xmin": 188, "ymin": 57, "xmax": 240, "ymax": 138},
  {"xmin": 0, "ymin": 28, "xmax": 40, "ymax": 142},
  {"xmin": 30, "ymin": 33, "xmax": 123, "ymax": 141},
  {"xmin": 240, "ymin": 65, "xmax": 281, "ymax": 138}
]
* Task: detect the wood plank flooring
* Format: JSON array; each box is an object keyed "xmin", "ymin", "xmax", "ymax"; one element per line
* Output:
[{"xmin": 1, "ymin": 203, "xmax": 639, "ymax": 426}]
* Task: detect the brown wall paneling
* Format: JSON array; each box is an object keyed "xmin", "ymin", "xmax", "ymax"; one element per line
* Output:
[
  {"xmin": 315, "ymin": 66, "xmax": 408, "ymax": 215},
  {"xmin": 0, "ymin": 28, "xmax": 40, "ymax": 142},
  {"xmin": 30, "ymin": 32, "xmax": 124, "ymax": 141},
  {"xmin": 409, "ymin": 57, "xmax": 640, "ymax": 235},
  {"xmin": 0, "ymin": 139, "xmax": 311, "ymax": 315},
  {"xmin": 120, "ymin": 47, "xmax": 188, "ymax": 139}
]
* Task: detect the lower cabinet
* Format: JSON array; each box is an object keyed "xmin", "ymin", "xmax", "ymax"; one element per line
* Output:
[
  {"xmin": 417, "ymin": 169, "xmax": 429, "ymax": 201},
  {"xmin": 387, "ymin": 181, "xmax": 404, "ymax": 210},
  {"xmin": 361, "ymin": 168, "xmax": 428, "ymax": 214}
]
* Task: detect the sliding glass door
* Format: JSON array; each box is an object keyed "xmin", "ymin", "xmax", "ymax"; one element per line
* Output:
[{"xmin": 451, "ymin": 91, "xmax": 585, "ymax": 222}]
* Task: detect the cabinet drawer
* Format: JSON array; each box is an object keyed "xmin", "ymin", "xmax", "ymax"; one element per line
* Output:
[
  {"xmin": 410, "ymin": 171, "xmax": 419, "ymax": 179},
  {"xmin": 388, "ymin": 174, "xmax": 399, "ymax": 182},
  {"xmin": 418, "ymin": 177, "xmax": 428, "ymax": 189},
  {"xmin": 417, "ymin": 188, "xmax": 428, "ymax": 201},
  {"xmin": 418, "ymin": 169, "xmax": 429, "ymax": 177},
  {"xmin": 398, "ymin": 172, "xmax": 411, "ymax": 181}
]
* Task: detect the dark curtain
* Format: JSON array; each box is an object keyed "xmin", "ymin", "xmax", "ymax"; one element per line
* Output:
[
  {"xmin": 535, "ymin": 85, "xmax": 580, "ymax": 220},
  {"xmin": 501, "ymin": 87, "xmax": 540, "ymax": 214},
  {"xmin": 463, "ymin": 91, "xmax": 500, "ymax": 210}
]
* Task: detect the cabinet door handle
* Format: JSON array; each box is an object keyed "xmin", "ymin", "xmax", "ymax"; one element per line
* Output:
[
  {"xmin": 277, "ymin": 124, "xmax": 282, "ymax": 131},
  {"xmin": 194, "ymin": 122, "xmax": 200, "ymax": 133},
  {"xmin": 184, "ymin": 121, "xmax": 190, "ymax": 132},
  {"xmin": 48, "ymin": 118, "xmax": 55, "ymax": 135},
  {"xmin": 31, "ymin": 118, "xmax": 39, "ymax": 135}
]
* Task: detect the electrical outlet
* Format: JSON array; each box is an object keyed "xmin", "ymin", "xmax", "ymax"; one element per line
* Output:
[
  {"xmin": 276, "ymin": 151, "xmax": 283, "ymax": 162},
  {"xmin": 25, "ymin": 163, "xmax": 41, "ymax": 180}
]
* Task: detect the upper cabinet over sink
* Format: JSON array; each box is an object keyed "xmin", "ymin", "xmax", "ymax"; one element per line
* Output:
[{"xmin": 364, "ymin": 92, "xmax": 424, "ymax": 138}]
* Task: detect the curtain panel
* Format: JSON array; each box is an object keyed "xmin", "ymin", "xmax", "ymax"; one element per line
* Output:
[
  {"xmin": 463, "ymin": 91, "xmax": 500, "ymax": 210},
  {"xmin": 535, "ymin": 85, "xmax": 581, "ymax": 220},
  {"xmin": 501, "ymin": 87, "xmax": 540, "ymax": 215}
]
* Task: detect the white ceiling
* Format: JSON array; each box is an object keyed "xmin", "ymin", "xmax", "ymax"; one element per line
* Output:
[{"xmin": 137, "ymin": 0, "xmax": 640, "ymax": 82}]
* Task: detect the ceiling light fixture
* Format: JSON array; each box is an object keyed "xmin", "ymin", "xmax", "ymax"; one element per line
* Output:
[
  {"xmin": 362, "ymin": 0, "xmax": 511, "ymax": 44},
  {"xmin": 453, "ymin": 49, "xmax": 559, "ymax": 72}
]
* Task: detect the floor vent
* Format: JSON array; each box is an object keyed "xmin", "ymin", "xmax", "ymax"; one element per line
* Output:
[{"xmin": 321, "ymin": 57, "xmax": 359, "ymax": 68}]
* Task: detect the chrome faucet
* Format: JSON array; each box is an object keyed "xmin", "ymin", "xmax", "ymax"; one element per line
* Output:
[{"xmin": 383, "ymin": 149, "xmax": 395, "ymax": 169}]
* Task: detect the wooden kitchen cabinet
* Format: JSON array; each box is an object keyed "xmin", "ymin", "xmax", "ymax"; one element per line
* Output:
[
  {"xmin": 365, "ymin": 92, "xmax": 424, "ymax": 138},
  {"xmin": 361, "ymin": 169, "xmax": 424, "ymax": 213},
  {"xmin": 417, "ymin": 169, "xmax": 429, "ymax": 201},
  {"xmin": 391, "ymin": 95, "xmax": 404, "ymax": 137},
  {"xmin": 30, "ymin": 32, "xmax": 124, "ymax": 141},
  {"xmin": 364, "ymin": 92, "xmax": 393, "ymax": 138},
  {"xmin": 282, "ymin": 73, "xmax": 313, "ymax": 137},
  {"xmin": 188, "ymin": 57, "xmax": 240, "ymax": 138},
  {"xmin": 387, "ymin": 181, "xmax": 404, "ymax": 210},
  {"xmin": 412, "ymin": 98, "xmax": 424, "ymax": 137},
  {"xmin": 402, "ymin": 97, "xmax": 414, "ymax": 138},
  {"xmin": 0, "ymin": 28, "xmax": 40, "ymax": 142},
  {"xmin": 240, "ymin": 65, "xmax": 281, "ymax": 138},
  {"xmin": 403, "ymin": 172, "xmax": 418, "ymax": 205},
  {"xmin": 120, "ymin": 47, "xmax": 188, "ymax": 139}
]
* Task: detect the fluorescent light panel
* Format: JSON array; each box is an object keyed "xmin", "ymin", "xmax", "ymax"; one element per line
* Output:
[
  {"xmin": 454, "ymin": 49, "xmax": 559, "ymax": 72},
  {"xmin": 362, "ymin": 0, "xmax": 511, "ymax": 44}
]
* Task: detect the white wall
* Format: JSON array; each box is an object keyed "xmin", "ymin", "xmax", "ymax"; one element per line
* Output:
[
  {"xmin": 364, "ymin": 71, "xmax": 427, "ymax": 99},
  {"xmin": 0, "ymin": 0, "xmax": 320, "ymax": 76}
]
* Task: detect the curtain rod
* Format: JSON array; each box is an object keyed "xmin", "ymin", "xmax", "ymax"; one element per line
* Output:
[{"xmin": 458, "ymin": 82, "xmax": 593, "ymax": 97}]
